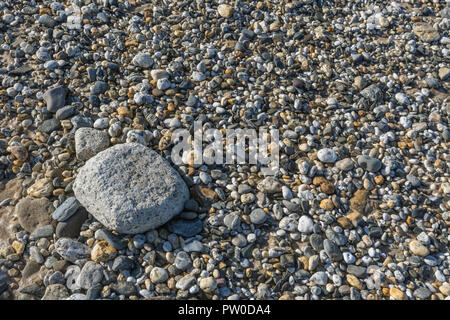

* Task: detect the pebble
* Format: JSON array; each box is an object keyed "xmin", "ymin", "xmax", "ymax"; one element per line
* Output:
[
  {"xmin": 174, "ymin": 252, "xmax": 191, "ymax": 271},
  {"xmin": 54, "ymin": 238, "xmax": 90, "ymax": 263},
  {"xmin": 91, "ymin": 240, "xmax": 117, "ymax": 262},
  {"xmin": 52, "ymin": 197, "xmax": 80, "ymax": 222},
  {"xmin": 75, "ymin": 128, "xmax": 110, "ymax": 161},
  {"xmin": 199, "ymin": 277, "xmax": 217, "ymax": 293},
  {"xmin": 323, "ymin": 239, "xmax": 342, "ymax": 261},
  {"xmin": 357, "ymin": 155, "xmax": 382, "ymax": 173},
  {"xmin": 217, "ymin": 4, "xmax": 234, "ymax": 18},
  {"xmin": 132, "ymin": 53, "xmax": 153, "ymax": 68},
  {"xmin": 167, "ymin": 219, "xmax": 202, "ymax": 238},
  {"xmin": 43, "ymin": 86, "xmax": 66, "ymax": 113},
  {"xmin": 409, "ymin": 240, "xmax": 430, "ymax": 257},
  {"xmin": 76, "ymin": 261, "xmax": 104, "ymax": 290},
  {"xmin": 249, "ymin": 208, "xmax": 267, "ymax": 225},
  {"xmin": 317, "ymin": 149, "xmax": 338, "ymax": 163},
  {"xmin": 176, "ymin": 275, "xmax": 196, "ymax": 290},
  {"xmin": 150, "ymin": 267, "xmax": 168, "ymax": 284},
  {"xmin": 297, "ymin": 215, "xmax": 314, "ymax": 234}
]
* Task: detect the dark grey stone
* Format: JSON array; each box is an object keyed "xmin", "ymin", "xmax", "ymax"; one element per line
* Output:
[
  {"xmin": 357, "ymin": 155, "xmax": 382, "ymax": 172},
  {"xmin": 167, "ymin": 218, "xmax": 202, "ymax": 237},
  {"xmin": 55, "ymin": 105, "xmax": 75, "ymax": 120},
  {"xmin": 323, "ymin": 239, "xmax": 342, "ymax": 261},
  {"xmin": 55, "ymin": 208, "xmax": 88, "ymax": 238},
  {"xmin": 96, "ymin": 229, "xmax": 127, "ymax": 250},
  {"xmin": 38, "ymin": 118, "xmax": 61, "ymax": 134},
  {"xmin": 52, "ymin": 197, "xmax": 80, "ymax": 222},
  {"xmin": 91, "ymin": 81, "xmax": 108, "ymax": 95},
  {"xmin": 43, "ymin": 86, "xmax": 67, "ymax": 113},
  {"xmin": 112, "ymin": 256, "xmax": 135, "ymax": 272}
]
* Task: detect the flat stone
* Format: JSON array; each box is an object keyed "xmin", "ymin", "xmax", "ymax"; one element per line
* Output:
[
  {"xmin": 52, "ymin": 197, "xmax": 80, "ymax": 222},
  {"xmin": 30, "ymin": 225, "xmax": 54, "ymax": 240},
  {"xmin": 167, "ymin": 218, "xmax": 202, "ymax": 237},
  {"xmin": 73, "ymin": 143, "xmax": 189, "ymax": 234},
  {"xmin": 15, "ymin": 197, "xmax": 53, "ymax": 233}
]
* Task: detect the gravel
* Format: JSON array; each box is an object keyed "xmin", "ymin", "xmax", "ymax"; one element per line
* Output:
[{"xmin": 0, "ymin": 0, "xmax": 448, "ymax": 302}]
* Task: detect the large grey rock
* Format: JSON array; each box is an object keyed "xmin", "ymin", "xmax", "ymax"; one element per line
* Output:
[
  {"xmin": 73, "ymin": 143, "xmax": 189, "ymax": 234},
  {"xmin": 43, "ymin": 86, "xmax": 67, "ymax": 113},
  {"xmin": 75, "ymin": 128, "xmax": 110, "ymax": 161}
]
